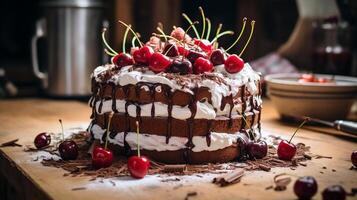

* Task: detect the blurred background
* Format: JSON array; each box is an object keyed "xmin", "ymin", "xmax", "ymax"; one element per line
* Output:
[{"xmin": 0, "ymin": 0, "xmax": 356, "ymax": 98}]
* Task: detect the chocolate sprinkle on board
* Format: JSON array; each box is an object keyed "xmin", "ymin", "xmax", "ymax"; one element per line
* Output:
[
  {"xmin": 0, "ymin": 139, "xmax": 22, "ymax": 147},
  {"xmin": 184, "ymin": 191, "xmax": 198, "ymax": 200},
  {"xmin": 31, "ymin": 132, "xmax": 313, "ymax": 180}
]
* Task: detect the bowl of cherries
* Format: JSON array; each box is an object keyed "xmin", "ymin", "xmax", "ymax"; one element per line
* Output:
[{"xmin": 265, "ymin": 73, "xmax": 357, "ymax": 120}]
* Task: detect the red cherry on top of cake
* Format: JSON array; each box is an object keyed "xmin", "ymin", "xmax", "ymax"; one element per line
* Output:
[
  {"xmin": 149, "ymin": 52, "xmax": 172, "ymax": 73},
  {"xmin": 210, "ymin": 49, "xmax": 226, "ymax": 66},
  {"xmin": 112, "ymin": 53, "xmax": 134, "ymax": 68},
  {"xmin": 194, "ymin": 57, "xmax": 213, "ymax": 74},
  {"xmin": 92, "ymin": 146, "xmax": 114, "ymax": 169},
  {"xmin": 224, "ymin": 54, "xmax": 244, "ymax": 73},
  {"xmin": 194, "ymin": 39, "xmax": 213, "ymax": 53},
  {"xmin": 133, "ymin": 46, "xmax": 154, "ymax": 64},
  {"xmin": 128, "ymin": 155, "xmax": 150, "ymax": 179}
]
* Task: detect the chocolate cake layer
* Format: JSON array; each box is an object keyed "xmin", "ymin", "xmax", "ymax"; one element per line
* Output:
[
  {"xmin": 93, "ymin": 110, "xmax": 260, "ymax": 137},
  {"xmin": 100, "ymin": 140, "xmax": 242, "ymax": 164}
]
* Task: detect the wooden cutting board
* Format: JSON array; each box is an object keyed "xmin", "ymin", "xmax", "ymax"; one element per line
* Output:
[{"xmin": 0, "ymin": 98, "xmax": 356, "ymax": 200}]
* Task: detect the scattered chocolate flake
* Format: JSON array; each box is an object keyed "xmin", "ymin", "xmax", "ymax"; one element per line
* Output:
[
  {"xmin": 161, "ymin": 165, "xmax": 187, "ymax": 173},
  {"xmin": 332, "ymin": 169, "xmax": 336, "ymax": 172},
  {"xmin": 265, "ymin": 185, "xmax": 274, "ymax": 190},
  {"xmin": 110, "ymin": 180, "xmax": 116, "ymax": 186},
  {"xmin": 29, "ymin": 132, "xmax": 313, "ymax": 180},
  {"xmin": 184, "ymin": 191, "xmax": 197, "ymax": 200},
  {"xmin": 322, "ymin": 166, "xmax": 327, "ymax": 169},
  {"xmin": 273, "ymin": 173, "xmax": 292, "ymax": 191},
  {"xmin": 0, "ymin": 139, "xmax": 22, "ymax": 147},
  {"xmin": 303, "ymin": 153, "xmax": 312, "ymax": 160},
  {"xmin": 299, "ymin": 162, "xmax": 307, "ymax": 167},
  {"xmin": 71, "ymin": 187, "xmax": 86, "ymax": 191},
  {"xmin": 315, "ymin": 155, "xmax": 333, "ymax": 159},
  {"xmin": 212, "ymin": 169, "xmax": 245, "ymax": 187},
  {"xmin": 161, "ymin": 177, "xmax": 181, "ymax": 182}
]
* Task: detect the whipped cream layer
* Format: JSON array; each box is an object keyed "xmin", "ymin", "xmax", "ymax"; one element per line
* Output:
[
  {"xmin": 94, "ymin": 95, "xmax": 262, "ymax": 120},
  {"xmin": 92, "ymin": 63, "xmax": 261, "ymax": 112},
  {"xmin": 90, "ymin": 124, "xmax": 256, "ymax": 152}
]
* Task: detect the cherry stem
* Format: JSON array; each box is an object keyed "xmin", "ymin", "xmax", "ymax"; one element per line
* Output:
[
  {"xmin": 163, "ymin": 43, "xmax": 175, "ymax": 56},
  {"xmin": 239, "ymin": 20, "xmax": 255, "ymax": 57},
  {"xmin": 182, "ymin": 21, "xmax": 199, "ymax": 46},
  {"xmin": 122, "ymin": 26, "xmax": 130, "ymax": 53},
  {"xmin": 59, "ymin": 119, "xmax": 64, "ymax": 141},
  {"xmin": 156, "ymin": 27, "xmax": 167, "ymax": 42},
  {"xmin": 205, "ymin": 18, "xmax": 211, "ymax": 40},
  {"xmin": 153, "ymin": 34, "xmax": 181, "ymax": 44},
  {"xmin": 182, "ymin": 13, "xmax": 200, "ymax": 39},
  {"xmin": 104, "ymin": 112, "xmax": 114, "ymax": 150},
  {"xmin": 131, "ymin": 34, "xmax": 139, "ymax": 47},
  {"xmin": 118, "ymin": 20, "xmax": 143, "ymax": 47},
  {"xmin": 102, "ymin": 28, "xmax": 118, "ymax": 55},
  {"xmin": 226, "ymin": 17, "xmax": 247, "ymax": 52},
  {"xmin": 199, "ymin": 7, "xmax": 206, "ymax": 39},
  {"xmin": 288, "ymin": 117, "xmax": 309, "ymax": 143},
  {"xmin": 210, "ymin": 30, "xmax": 234, "ymax": 44},
  {"xmin": 136, "ymin": 121, "xmax": 140, "ymax": 157},
  {"xmin": 104, "ymin": 49, "xmax": 116, "ymax": 57},
  {"xmin": 213, "ymin": 23, "xmax": 222, "ymax": 48}
]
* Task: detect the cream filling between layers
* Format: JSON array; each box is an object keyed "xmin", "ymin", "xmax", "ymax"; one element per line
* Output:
[
  {"xmin": 91, "ymin": 124, "xmax": 257, "ymax": 152},
  {"xmin": 94, "ymin": 95, "xmax": 262, "ymax": 119}
]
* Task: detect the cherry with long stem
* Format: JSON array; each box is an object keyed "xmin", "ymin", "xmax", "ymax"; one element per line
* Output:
[
  {"xmin": 288, "ymin": 117, "xmax": 309, "ymax": 143},
  {"xmin": 131, "ymin": 33, "xmax": 141, "ymax": 48},
  {"xmin": 182, "ymin": 13, "xmax": 200, "ymax": 39},
  {"xmin": 205, "ymin": 18, "xmax": 211, "ymax": 40},
  {"xmin": 118, "ymin": 20, "xmax": 143, "ymax": 47},
  {"xmin": 122, "ymin": 26, "xmax": 130, "ymax": 53},
  {"xmin": 210, "ymin": 30, "xmax": 234, "ymax": 44},
  {"xmin": 199, "ymin": 6, "xmax": 206, "ymax": 39},
  {"xmin": 239, "ymin": 20, "xmax": 255, "ymax": 57},
  {"xmin": 59, "ymin": 119, "xmax": 64, "ymax": 141},
  {"xmin": 213, "ymin": 23, "xmax": 222, "ymax": 48},
  {"xmin": 102, "ymin": 28, "xmax": 118, "ymax": 55},
  {"xmin": 156, "ymin": 26, "xmax": 167, "ymax": 42},
  {"xmin": 225, "ymin": 17, "xmax": 247, "ymax": 52}
]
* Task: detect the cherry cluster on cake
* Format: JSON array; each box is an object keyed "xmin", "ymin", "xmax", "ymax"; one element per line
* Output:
[{"xmin": 102, "ymin": 7, "xmax": 255, "ymax": 76}]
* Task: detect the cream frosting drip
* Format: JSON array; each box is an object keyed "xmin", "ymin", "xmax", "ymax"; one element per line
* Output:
[
  {"xmin": 90, "ymin": 124, "xmax": 257, "ymax": 152},
  {"xmin": 92, "ymin": 63, "xmax": 261, "ymax": 112}
]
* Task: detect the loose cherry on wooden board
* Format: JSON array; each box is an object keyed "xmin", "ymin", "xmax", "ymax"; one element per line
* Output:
[
  {"xmin": 133, "ymin": 46, "xmax": 154, "ymax": 64},
  {"xmin": 322, "ymin": 185, "xmax": 346, "ymax": 200},
  {"xmin": 58, "ymin": 119, "xmax": 78, "ymax": 160},
  {"xmin": 193, "ymin": 57, "xmax": 213, "ymax": 74},
  {"xmin": 224, "ymin": 54, "xmax": 244, "ymax": 74},
  {"xmin": 247, "ymin": 140, "xmax": 268, "ymax": 159},
  {"xmin": 34, "ymin": 132, "xmax": 51, "ymax": 149},
  {"xmin": 128, "ymin": 121, "xmax": 150, "ymax": 179},
  {"xmin": 277, "ymin": 118, "xmax": 309, "ymax": 160},
  {"xmin": 149, "ymin": 52, "xmax": 171, "ymax": 73},
  {"xmin": 351, "ymin": 150, "xmax": 357, "ymax": 167},
  {"xmin": 92, "ymin": 113, "xmax": 114, "ymax": 169},
  {"xmin": 112, "ymin": 53, "xmax": 133, "ymax": 68},
  {"xmin": 294, "ymin": 176, "xmax": 318, "ymax": 200}
]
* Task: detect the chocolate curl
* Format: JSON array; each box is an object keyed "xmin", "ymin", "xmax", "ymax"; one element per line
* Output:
[{"xmin": 212, "ymin": 168, "xmax": 245, "ymax": 187}]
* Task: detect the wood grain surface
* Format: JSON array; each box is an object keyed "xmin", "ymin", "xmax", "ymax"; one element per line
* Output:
[{"xmin": 0, "ymin": 98, "xmax": 356, "ymax": 200}]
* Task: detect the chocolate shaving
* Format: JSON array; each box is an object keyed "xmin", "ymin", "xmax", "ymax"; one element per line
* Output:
[
  {"xmin": 258, "ymin": 164, "xmax": 271, "ymax": 171},
  {"xmin": 212, "ymin": 169, "xmax": 245, "ymax": 187},
  {"xmin": 0, "ymin": 139, "xmax": 21, "ymax": 147},
  {"xmin": 71, "ymin": 187, "xmax": 86, "ymax": 191},
  {"xmin": 161, "ymin": 165, "xmax": 187, "ymax": 173},
  {"xmin": 184, "ymin": 191, "xmax": 197, "ymax": 200},
  {"xmin": 315, "ymin": 155, "xmax": 333, "ymax": 159}
]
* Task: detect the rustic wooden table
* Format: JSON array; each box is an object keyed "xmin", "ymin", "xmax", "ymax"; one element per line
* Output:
[{"xmin": 0, "ymin": 98, "xmax": 356, "ymax": 200}]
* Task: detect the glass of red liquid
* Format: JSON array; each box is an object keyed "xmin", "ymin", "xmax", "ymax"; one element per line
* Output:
[{"xmin": 312, "ymin": 20, "xmax": 352, "ymax": 75}]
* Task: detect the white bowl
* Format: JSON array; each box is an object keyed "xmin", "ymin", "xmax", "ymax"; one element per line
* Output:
[{"xmin": 265, "ymin": 73, "xmax": 357, "ymax": 120}]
